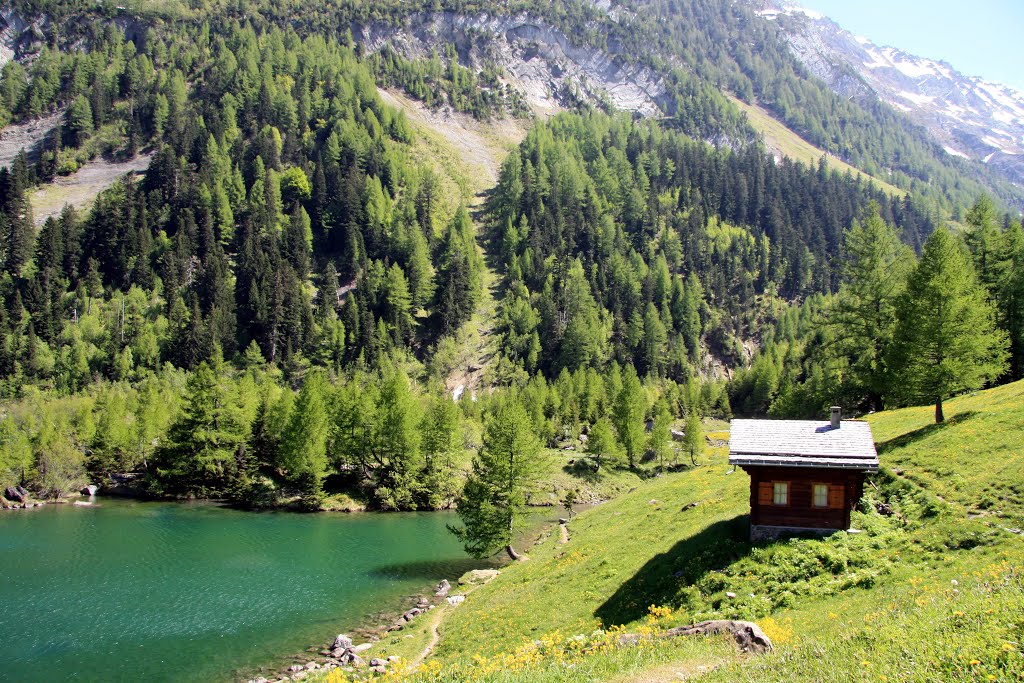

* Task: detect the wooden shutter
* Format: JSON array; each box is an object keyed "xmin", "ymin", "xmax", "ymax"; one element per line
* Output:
[
  {"xmin": 758, "ymin": 482, "xmax": 773, "ymax": 505},
  {"xmin": 828, "ymin": 485, "xmax": 845, "ymax": 509}
]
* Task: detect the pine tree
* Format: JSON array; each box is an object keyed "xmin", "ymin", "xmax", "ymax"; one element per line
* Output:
[
  {"xmin": 890, "ymin": 228, "xmax": 1009, "ymax": 423},
  {"xmin": 449, "ymin": 397, "xmax": 543, "ymax": 560}
]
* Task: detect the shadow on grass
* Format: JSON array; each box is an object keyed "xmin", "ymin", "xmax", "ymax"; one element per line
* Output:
[
  {"xmin": 877, "ymin": 411, "xmax": 979, "ymax": 454},
  {"xmin": 562, "ymin": 459, "xmax": 606, "ymax": 483},
  {"xmin": 595, "ymin": 515, "xmax": 752, "ymax": 627}
]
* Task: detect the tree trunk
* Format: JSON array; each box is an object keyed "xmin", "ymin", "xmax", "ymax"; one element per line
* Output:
[
  {"xmin": 505, "ymin": 544, "xmax": 521, "ymax": 561},
  {"xmin": 935, "ymin": 396, "xmax": 944, "ymax": 424}
]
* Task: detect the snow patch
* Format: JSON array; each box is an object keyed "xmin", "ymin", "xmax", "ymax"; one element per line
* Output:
[
  {"xmin": 898, "ymin": 90, "xmax": 935, "ymax": 106},
  {"xmin": 890, "ymin": 58, "xmax": 936, "ymax": 79},
  {"xmin": 984, "ymin": 153, "xmax": 995, "ymax": 163},
  {"xmin": 943, "ymin": 145, "xmax": 969, "ymax": 159},
  {"xmin": 853, "ymin": 35, "xmax": 869, "ymax": 45},
  {"xmin": 789, "ymin": 5, "xmax": 824, "ymax": 20}
]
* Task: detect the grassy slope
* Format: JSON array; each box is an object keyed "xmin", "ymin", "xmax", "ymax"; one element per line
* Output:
[
  {"xmin": 730, "ymin": 96, "xmax": 906, "ymax": 198},
  {"xmin": 328, "ymin": 381, "xmax": 1024, "ymax": 682}
]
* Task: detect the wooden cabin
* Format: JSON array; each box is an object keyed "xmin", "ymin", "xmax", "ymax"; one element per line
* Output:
[{"xmin": 729, "ymin": 407, "xmax": 879, "ymax": 541}]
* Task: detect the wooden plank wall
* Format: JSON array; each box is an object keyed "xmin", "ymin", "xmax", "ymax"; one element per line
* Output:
[{"xmin": 743, "ymin": 465, "xmax": 865, "ymax": 530}]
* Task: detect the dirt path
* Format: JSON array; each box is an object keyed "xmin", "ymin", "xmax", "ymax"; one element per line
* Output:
[
  {"xmin": 30, "ymin": 153, "xmax": 152, "ymax": 225},
  {"xmin": 409, "ymin": 604, "xmax": 448, "ymax": 668}
]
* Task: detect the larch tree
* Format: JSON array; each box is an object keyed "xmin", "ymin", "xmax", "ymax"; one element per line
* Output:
[
  {"xmin": 449, "ymin": 397, "xmax": 543, "ymax": 560},
  {"xmin": 613, "ymin": 364, "xmax": 646, "ymax": 468},
  {"xmin": 889, "ymin": 228, "xmax": 1009, "ymax": 423},
  {"xmin": 825, "ymin": 203, "xmax": 913, "ymax": 411},
  {"xmin": 682, "ymin": 409, "xmax": 704, "ymax": 466},
  {"xmin": 585, "ymin": 415, "xmax": 620, "ymax": 470},
  {"xmin": 281, "ymin": 369, "xmax": 330, "ymax": 508}
]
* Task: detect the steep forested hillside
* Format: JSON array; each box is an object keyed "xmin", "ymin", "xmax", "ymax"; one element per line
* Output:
[
  {"xmin": 0, "ymin": 0, "xmax": 1020, "ymax": 510},
  {"xmin": 486, "ymin": 112, "xmax": 933, "ymax": 380}
]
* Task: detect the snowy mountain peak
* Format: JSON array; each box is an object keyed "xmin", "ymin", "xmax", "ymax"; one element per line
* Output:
[{"xmin": 751, "ymin": 0, "xmax": 1024, "ymax": 184}]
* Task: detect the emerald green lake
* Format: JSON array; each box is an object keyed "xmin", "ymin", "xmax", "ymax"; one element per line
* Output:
[{"xmin": 0, "ymin": 499, "xmax": 480, "ymax": 682}]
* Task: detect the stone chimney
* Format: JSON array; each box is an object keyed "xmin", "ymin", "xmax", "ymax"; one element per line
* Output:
[{"xmin": 830, "ymin": 406, "xmax": 842, "ymax": 429}]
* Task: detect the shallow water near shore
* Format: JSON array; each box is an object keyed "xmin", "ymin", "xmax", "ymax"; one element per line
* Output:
[{"xmin": 0, "ymin": 498, "xmax": 478, "ymax": 682}]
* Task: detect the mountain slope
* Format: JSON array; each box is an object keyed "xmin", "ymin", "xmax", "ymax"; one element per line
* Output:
[
  {"xmin": 333, "ymin": 380, "xmax": 1024, "ymax": 681},
  {"xmin": 756, "ymin": 1, "xmax": 1024, "ymax": 187}
]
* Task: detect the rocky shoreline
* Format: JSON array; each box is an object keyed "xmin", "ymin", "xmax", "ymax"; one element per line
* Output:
[{"xmin": 247, "ymin": 570, "xmax": 500, "ymax": 683}]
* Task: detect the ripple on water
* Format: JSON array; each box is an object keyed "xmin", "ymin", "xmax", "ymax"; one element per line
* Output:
[{"xmin": 0, "ymin": 501, "xmax": 475, "ymax": 682}]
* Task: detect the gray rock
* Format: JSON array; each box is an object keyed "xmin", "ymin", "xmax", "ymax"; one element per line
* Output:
[
  {"xmin": 247, "ymin": 678, "xmax": 268, "ymax": 683},
  {"xmin": 371, "ymin": 666, "xmax": 386, "ymax": 674},
  {"xmin": 387, "ymin": 656, "xmax": 400, "ymax": 662},
  {"xmin": 81, "ymin": 485, "xmax": 99, "ymax": 496},
  {"xmin": 435, "ymin": 579, "xmax": 451, "ymax": 597},
  {"xmin": 330, "ymin": 647, "xmax": 347, "ymax": 658},
  {"xmin": 725, "ymin": 591, "xmax": 737, "ymax": 599},
  {"xmin": 351, "ymin": 643, "xmax": 373, "ymax": 653},
  {"xmin": 288, "ymin": 665, "xmax": 304, "ymax": 673},
  {"xmin": 332, "ymin": 634, "xmax": 353, "ymax": 650},
  {"xmin": 446, "ymin": 594, "xmax": 466, "ymax": 605},
  {"xmin": 303, "ymin": 661, "xmax": 319, "ymax": 670},
  {"xmin": 457, "ymin": 569, "xmax": 499, "ymax": 585},
  {"xmin": 290, "ymin": 672, "xmax": 307, "ymax": 681},
  {"xmin": 369, "ymin": 658, "xmax": 386, "ymax": 667}
]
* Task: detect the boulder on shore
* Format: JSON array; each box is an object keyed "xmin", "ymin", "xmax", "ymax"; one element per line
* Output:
[
  {"xmin": 81, "ymin": 484, "xmax": 99, "ymax": 496},
  {"xmin": 435, "ymin": 579, "xmax": 451, "ymax": 597},
  {"xmin": 332, "ymin": 634, "xmax": 353, "ymax": 650},
  {"xmin": 458, "ymin": 569, "xmax": 500, "ymax": 586},
  {"xmin": 5, "ymin": 486, "xmax": 27, "ymax": 503}
]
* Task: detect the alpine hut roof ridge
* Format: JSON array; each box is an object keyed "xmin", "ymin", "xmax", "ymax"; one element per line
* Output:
[{"xmin": 729, "ymin": 418, "xmax": 879, "ymax": 470}]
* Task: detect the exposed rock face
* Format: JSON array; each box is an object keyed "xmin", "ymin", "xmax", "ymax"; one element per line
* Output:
[
  {"xmin": 751, "ymin": 1, "xmax": 1024, "ymax": 185},
  {"xmin": 355, "ymin": 11, "xmax": 668, "ymax": 118}
]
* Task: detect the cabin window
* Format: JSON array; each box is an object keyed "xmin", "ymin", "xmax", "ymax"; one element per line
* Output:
[
  {"xmin": 773, "ymin": 482, "xmax": 788, "ymax": 506},
  {"xmin": 813, "ymin": 483, "xmax": 829, "ymax": 508}
]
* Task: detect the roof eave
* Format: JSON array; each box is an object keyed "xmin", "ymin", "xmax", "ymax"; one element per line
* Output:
[{"xmin": 729, "ymin": 457, "xmax": 879, "ymax": 471}]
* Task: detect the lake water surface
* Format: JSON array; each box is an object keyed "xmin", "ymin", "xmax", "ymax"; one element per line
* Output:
[{"xmin": 0, "ymin": 499, "xmax": 479, "ymax": 682}]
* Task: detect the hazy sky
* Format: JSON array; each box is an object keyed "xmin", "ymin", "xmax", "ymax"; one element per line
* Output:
[{"xmin": 794, "ymin": 0, "xmax": 1024, "ymax": 91}]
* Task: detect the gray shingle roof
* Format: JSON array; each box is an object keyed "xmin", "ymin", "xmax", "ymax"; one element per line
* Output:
[{"xmin": 728, "ymin": 419, "xmax": 879, "ymax": 470}]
